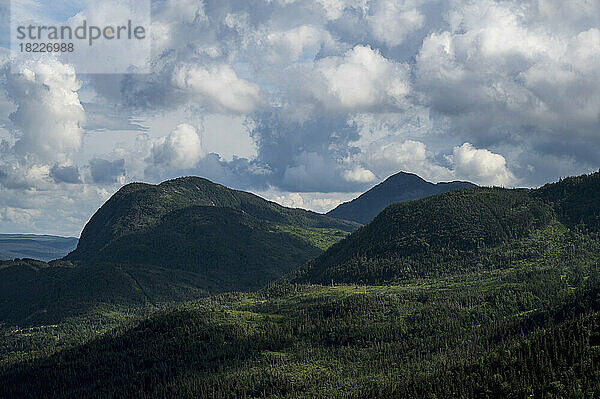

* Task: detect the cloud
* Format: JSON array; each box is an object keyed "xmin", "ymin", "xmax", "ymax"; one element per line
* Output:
[
  {"xmin": 367, "ymin": 0, "xmax": 425, "ymax": 47},
  {"xmin": 362, "ymin": 139, "xmax": 453, "ymax": 183},
  {"xmin": 256, "ymin": 187, "xmax": 361, "ymax": 213},
  {"xmin": 281, "ymin": 151, "xmax": 344, "ymax": 192},
  {"xmin": 49, "ymin": 164, "xmax": 82, "ymax": 184},
  {"xmin": 89, "ymin": 158, "xmax": 126, "ymax": 184},
  {"xmin": 172, "ymin": 64, "xmax": 262, "ymax": 114},
  {"xmin": 366, "ymin": 139, "xmax": 428, "ymax": 169},
  {"xmin": 316, "ymin": 0, "xmax": 368, "ymax": 20},
  {"xmin": 0, "ymin": 206, "xmax": 42, "ymax": 227},
  {"xmin": 150, "ymin": 123, "xmax": 205, "ymax": 169},
  {"xmin": 414, "ymin": 0, "xmax": 600, "ymax": 139},
  {"xmin": 450, "ymin": 143, "xmax": 515, "ymax": 187},
  {"xmin": 8, "ymin": 59, "xmax": 84, "ymax": 165},
  {"xmin": 308, "ymin": 45, "xmax": 411, "ymax": 111},
  {"xmin": 0, "ymin": 162, "xmax": 51, "ymax": 190},
  {"xmin": 262, "ymin": 25, "xmax": 335, "ymax": 64},
  {"xmin": 342, "ymin": 166, "xmax": 376, "ymax": 183}
]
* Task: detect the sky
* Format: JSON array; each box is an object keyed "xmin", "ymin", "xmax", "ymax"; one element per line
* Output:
[{"xmin": 0, "ymin": 0, "xmax": 598, "ymax": 237}]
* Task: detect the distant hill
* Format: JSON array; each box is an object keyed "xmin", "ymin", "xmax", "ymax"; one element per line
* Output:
[
  {"xmin": 0, "ymin": 234, "xmax": 78, "ymax": 262},
  {"xmin": 326, "ymin": 172, "xmax": 477, "ymax": 224},
  {"xmin": 65, "ymin": 177, "xmax": 359, "ymax": 293},
  {"xmin": 292, "ymin": 171, "xmax": 600, "ymax": 285}
]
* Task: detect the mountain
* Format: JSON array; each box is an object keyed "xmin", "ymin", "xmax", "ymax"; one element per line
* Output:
[
  {"xmin": 64, "ymin": 177, "xmax": 359, "ymax": 293},
  {"xmin": 1, "ymin": 171, "xmax": 599, "ymax": 397},
  {"xmin": 291, "ymin": 171, "xmax": 599, "ymax": 286},
  {"xmin": 0, "ymin": 234, "xmax": 78, "ymax": 262},
  {"xmin": 326, "ymin": 172, "xmax": 477, "ymax": 224}
]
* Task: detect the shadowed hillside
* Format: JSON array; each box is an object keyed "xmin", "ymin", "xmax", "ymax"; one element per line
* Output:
[{"xmin": 59, "ymin": 177, "xmax": 358, "ymax": 294}]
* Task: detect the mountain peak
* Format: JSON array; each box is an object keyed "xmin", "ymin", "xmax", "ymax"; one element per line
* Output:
[
  {"xmin": 327, "ymin": 172, "xmax": 477, "ymax": 224},
  {"xmin": 379, "ymin": 171, "xmax": 429, "ymax": 187}
]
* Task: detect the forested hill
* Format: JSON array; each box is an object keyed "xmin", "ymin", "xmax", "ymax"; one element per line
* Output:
[
  {"xmin": 67, "ymin": 177, "xmax": 357, "ymax": 262},
  {"xmin": 291, "ymin": 171, "xmax": 600, "ymax": 285},
  {"xmin": 533, "ymin": 171, "xmax": 600, "ymax": 232},
  {"xmin": 326, "ymin": 171, "xmax": 476, "ymax": 224},
  {"xmin": 62, "ymin": 177, "xmax": 358, "ymax": 293}
]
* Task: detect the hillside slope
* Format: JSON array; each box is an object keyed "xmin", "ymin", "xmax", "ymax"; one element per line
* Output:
[
  {"xmin": 292, "ymin": 171, "xmax": 600, "ymax": 285},
  {"xmin": 294, "ymin": 188, "xmax": 555, "ymax": 284},
  {"xmin": 0, "ymin": 259, "xmax": 209, "ymax": 326},
  {"xmin": 63, "ymin": 177, "xmax": 358, "ymax": 293},
  {"xmin": 326, "ymin": 172, "xmax": 476, "ymax": 224},
  {"xmin": 533, "ymin": 171, "xmax": 600, "ymax": 232},
  {"xmin": 93, "ymin": 206, "xmax": 325, "ymax": 291},
  {"xmin": 0, "ymin": 234, "xmax": 78, "ymax": 262}
]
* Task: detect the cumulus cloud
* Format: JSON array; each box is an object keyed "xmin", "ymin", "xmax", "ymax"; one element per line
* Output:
[
  {"xmin": 342, "ymin": 166, "xmax": 376, "ymax": 183},
  {"xmin": 0, "ymin": 162, "xmax": 51, "ymax": 190},
  {"xmin": 262, "ymin": 25, "xmax": 335, "ymax": 64},
  {"xmin": 316, "ymin": 0, "xmax": 368, "ymax": 20},
  {"xmin": 363, "ymin": 139, "xmax": 451, "ymax": 183},
  {"xmin": 256, "ymin": 188, "xmax": 361, "ymax": 213},
  {"xmin": 150, "ymin": 123, "xmax": 205, "ymax": 169},
  {"xmin": 367, "ymin": 0, "xmax": 425, "ymax": 47},
  {"xmin": 308, "ymin": 45, "xmax": 411, "ymax": 111},
  {"xmin": 450, "ymin": 143, "xmax": 515, "ymax": 187},
  {"xmin": 89, "ymin": 158, "xmax": 126, "ymax": 184},
  {"xmin": 366, "ymin": 139, "xmax": 428, "ymax": 170},
  {"xmin": 281, "ymin": 152, "xmax": 344, "ymax": 192},
  {"xmin": 8, "ymin": 59, "xmax": 84, "ymax": 165},
  {"xmin": 172, "ymin": 64, "xmax": 262, "ymax": 114},
  {"xmin": 415, "ymin": 0, "xmax": 600, "ymax": 138}
]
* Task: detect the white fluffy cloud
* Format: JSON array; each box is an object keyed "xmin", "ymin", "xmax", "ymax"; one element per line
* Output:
[
  {"xmin": 316, "ymin": 0, "xmax": 368, "ymax": 20},
  {"xmin": 362, "ymin": 140, "xmax": 452, "ymax": 184},
  {"xmin": 257, "ymin": 188, "xmax": 361, "ymax": 213},
  {"xmin": 8, "ymin": 59, "xmax": 84, "ymax": 165},
  {"xmin": 342, "ymin": 166, "xmax": 376, "ymax": 183},
  {"xmin": 308, "ymin": 45, "xmax": 411, "ymax": 111},
  {"xmin": 415, "ymin": 0, "xmax": 600, "ymax": 137},
  {"xmin": 263, "ymin": 25, "xmax": 335, "ymax": 64},
  {"xmin": 150, "ymin": 124, "xmax": 205, "ymax": 169},
  {"xmin": 172, "ymin": 64, "xmax": 262, "ymax": 114},
  {"xmin": 367, "ymin": 0, "xmax": 425, "ymax": 47},
  {"xmin": 450, "ymin": 143, "xmax": 515, "ymax": 187}
]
